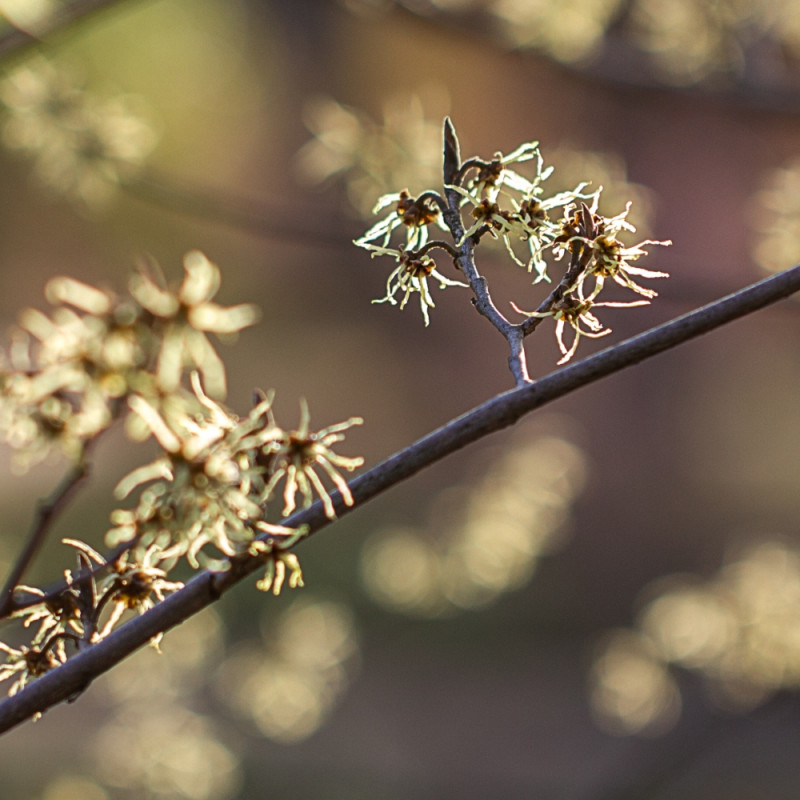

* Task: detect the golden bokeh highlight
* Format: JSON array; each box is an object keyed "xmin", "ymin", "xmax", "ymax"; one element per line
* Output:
[
  {"xmin": 85, "ymin": 608, "xmax": 241, "ymax": 800},
  {"xmin": 296, "ymin": 90, "xmax": 448, "ymax": 216},
  {"xmin": 93, "ymin": 704, "xmax": 241, "ymax": 800},
  {"xmin": 592, "ymin": 539, "xmax": 800, "ymax": 735},
  {"xmin": 41, "ymin": 775, "xmax": 110, "ymax": 800},
  {"xmin": 590, "ymin": 629, "xmax": 682, "ymax": 736},
  {"xmin": 215, "ymin": 598, "xmax": 359, "ymax": 743},
  {"xmin": 361, "ymin": 426, "xmax": 586, "ymax": 616},
  {"xmin": 492, "ymin": 0, "xmax": 625, "ymax": 63},
  {"xmin": 751, "ymin": 157, "xmax": 800, "ymax": 276}
]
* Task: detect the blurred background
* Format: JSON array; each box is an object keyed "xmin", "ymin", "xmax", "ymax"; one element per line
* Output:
[{"xmin": 2, "ymin": 0, "xmax": 800, "ymax": 797}]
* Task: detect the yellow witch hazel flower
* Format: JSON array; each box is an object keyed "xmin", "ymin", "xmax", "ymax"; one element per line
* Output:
[
  {"xmin": 259, "ymin": 398, "xmax": 364, "ymax": 520},
  {"xmin": 565, "ymin": 201, "xmax": 671, "ymax": 300},
  {"xmin": 458, "ymin": 141, "xmax": 551, "ymax": 200},
  {"xmin": 513, "ymin": 288, "xmax": 649, "ymax": 365},
  {"xmin": 362, "ymin": 244, "xmax": 468, "ymax": 326},
  {"xmin": 513, "ymin": 199, "xmax": 669, "ymax": 364},
  {"xmin": 108, "ymin": 374, "xmax": 296, "ymax": 568},
  {"xmin": 129, "ymin": 251, "xmax": 260, "ymax": 398},
  {"xmin": 355, "ymin": 188, "xmax": 449, "ymax": 250},
  {"xmin": 63, "ymin": 539, "xmax": 183, "ymax": 645}
]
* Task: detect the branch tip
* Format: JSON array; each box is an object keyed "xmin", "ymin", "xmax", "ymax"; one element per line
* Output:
[{"xmin": 443, "ymin": 117, "xmax": 461, "ymax": 186}]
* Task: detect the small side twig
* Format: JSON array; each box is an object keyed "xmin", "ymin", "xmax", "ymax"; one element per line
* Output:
[
  {"xmin": 442, "ymin": 119, "xmax": 532, "ymax": 386},
  {"xmin": 0, "ymin": 451, "xmax": 92, "ymax": 619}
]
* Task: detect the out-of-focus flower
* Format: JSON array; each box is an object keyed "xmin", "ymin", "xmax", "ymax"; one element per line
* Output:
[
  {"xmin": 0, "ymin": 253, "xmax": 258, "ymax": 472},
  {"xmin": 216, "ymin": 597, "xmax": 359, "ymax": 743},
  {"xmin": 0, "ymin": 0, "xmax": 57, "ymax": 33},
  {"xmin": 107, "ymin": 376, "xmax": 296, "ymax": 568},
  {"xmin": 751, "ymin": 156, "xmax": 800, "ymax": 275},
  {"xmin": 591, "ymin": 539, "xmax": 800, "ymax": 735},
  {"xmin": 0, "ymin": 55, "xmax": 157, "ymax": 209},
  {"xmin": 491, "ymin": 0, "xmax": 625, "ymax": 63},
  {"xmin": 0, "ymin": 279, "xmax": 139, "ymax": 469},
  {"xmin": 129, "ymin": 251, "xmax": 259, "ymax": 397},
  {"xmin": 362, "ymin": 424, "xmax": 586, "ymax": 615},
  {"xmin": 296, "ymin": 91, "xmax": 447, "ymax": 215}
]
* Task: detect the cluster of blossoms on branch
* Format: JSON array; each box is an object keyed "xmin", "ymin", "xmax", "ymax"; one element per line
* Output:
[
  {"xmin": 0, "ymin": 253, "xmax": 364, "ymax": 698},
  {"xmin": 355, "ymin": 122, "xmax": 671, "ymax": 368}
]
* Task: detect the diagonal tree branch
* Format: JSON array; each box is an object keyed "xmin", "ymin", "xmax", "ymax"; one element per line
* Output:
[{"xmin": 1, "ymin": 263, "xmax": 800, "ymax": 735}]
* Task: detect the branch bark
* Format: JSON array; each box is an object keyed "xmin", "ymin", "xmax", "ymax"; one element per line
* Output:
[{"xmin": 1, "ymin": 263, "xmax": 799, "ymax": 734}]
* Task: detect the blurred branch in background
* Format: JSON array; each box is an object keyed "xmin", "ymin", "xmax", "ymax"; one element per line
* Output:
[
  {"xmin": 343, "ymin": 0, "xmax": 800, "ymax": 114},
  {"xmin": 0, "ymin": 0, "xmax": 138, "ymax": 60},
  {"xmin": 124, "ymin": 169, "xmax": 354, "ymax": 249}
]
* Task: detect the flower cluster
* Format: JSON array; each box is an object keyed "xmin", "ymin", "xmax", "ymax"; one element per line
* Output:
[
  {"xmin": 0, "ymin": 251, "xmax": 258, "ymax": 472},
  {"xmin": 447, "ymin": 140, "xmax": 596, "ymax": 281},
  {"xmin": 355, "ymin": 126, "xmax": 670, "ymax": 358},
  {"xmin": 513, "ymin": 198, "xmax": 670, "ymax": 363},
  {"xmin": 0, "ymin": 257, "xmax": 365, "ymax": 699},
  {"xmin": 359, "ymin": 243, "xmax": 468, "ymax": 326},
  {"xmin": 107, "ymin": 375, "xmax": 363, "ymax": 574}
]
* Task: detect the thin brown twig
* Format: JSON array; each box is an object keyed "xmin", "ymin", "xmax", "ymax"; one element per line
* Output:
[
  {"xmin": 0, "ymin": 450, "xmax": 92, "ymax": 619},
  {"xmin": 442, "ymin": 118, "xmax": 531, "ymax": 386},
  {"xmin": 2, "ymin": 262, "xmax": 800, "ymax": 734}
]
